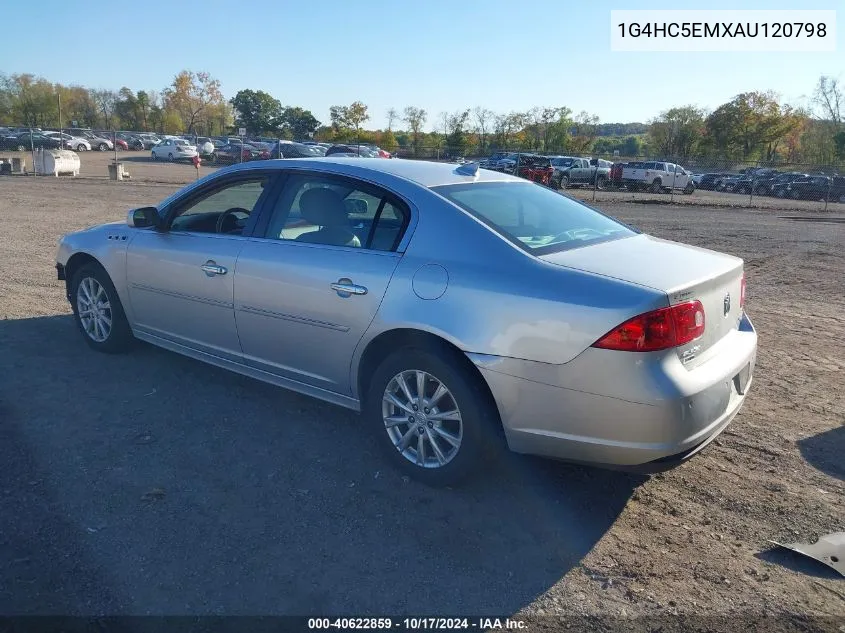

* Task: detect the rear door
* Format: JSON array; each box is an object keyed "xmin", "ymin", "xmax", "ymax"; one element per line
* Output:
[{"xmin": 234, "ymin": 171, "xmax": 411, "ymax": 395}]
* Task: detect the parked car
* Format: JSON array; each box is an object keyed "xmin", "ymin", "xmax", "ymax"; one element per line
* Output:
[
  {"xmin": 479, "ymin": 152, "xmax": 518, "ymax": 172},
  {"xmin": 764, "ymin": 172, "xmax": 809, "ymax": 197},
  {"xmin": 66, "ymin": 129, "xmax": 114, "ymax": 151},
  {"xmin": 270, "ymin": 141, "xmax": 325, "ymax": 159},
  {"xmin": 621, "ymin": 161, "xmax": 695, "ymax": 193},
  {"xmin": 114, "ymin": 138, "xmax": 129, "ymax": 151},
  {"xmin": 609, "ymin": 162, "xmax": 627, "ymax": 187},
  {"xmin": 515, "ymin": 154, "xmax": 555, "ymax": 186},
  {"xmin": 150, "ymin": 138, "xmax": 198, "ymax": 161},
  {"xmin": 55, "ymin": 158, "xmax": 757, "ymax": 485},
  {"xmin": 551, "ymin": 156, "xmax": 612, "ymax": 190},
  {"xmin": 42, "ymin": 131, "xmax": 92, "ymax": 152},
  {"xmin": 697, "ymin": 173, "xmax": 734, "ymax": 191},
  {"xmin": 325, "ymin": 144, "xmax": 379, "ymax": 157},
  {"xmin": 784, "ymin": 175, "xmax": 845, "ymax": 201},
  {"xmin": 731, "ymin": 169, "xmax": 780, "ymax": 195},
  {"xmin": 715, "ymin": 174, "xmax": 742, "ymax": 192},
  {"xmin": 0, "ymin": 132, "xmax": 62, "ymax": 151},
  {"xmin": 210, "ymin": 143, "xmax": 262, "ymax": 164}
]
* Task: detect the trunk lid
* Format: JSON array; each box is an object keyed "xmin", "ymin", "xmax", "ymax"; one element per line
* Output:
[{"xmin": 540, "ymin": 234, "xmax": 744, "ymax": 366}]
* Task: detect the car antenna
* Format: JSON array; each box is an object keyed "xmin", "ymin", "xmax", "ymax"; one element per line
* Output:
[{"xmin": 455, "ymin": 162, "xmax": 479, "ymax": 177}]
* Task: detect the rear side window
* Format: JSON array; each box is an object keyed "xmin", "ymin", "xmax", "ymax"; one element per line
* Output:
[{"xmin": 432, "ymin": 182, "xmax": 635, "ymax": 255}]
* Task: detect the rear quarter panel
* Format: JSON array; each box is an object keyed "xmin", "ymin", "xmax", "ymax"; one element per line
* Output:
[{"xmin": 353, "ymin": 192, "xmax": 667, "ymax": 392}]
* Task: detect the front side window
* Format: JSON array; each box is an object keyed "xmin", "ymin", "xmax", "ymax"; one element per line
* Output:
[
  {"xmin": 170, "ymin": 178, "xmax": 269, "ymax": 235},
  {"xmin": 263, "ymin": 174, "xmax": 409, "ymax": 251},
  {"xmin": 432, "ymin": 181, "xmax": 635, "ymax": 255}
]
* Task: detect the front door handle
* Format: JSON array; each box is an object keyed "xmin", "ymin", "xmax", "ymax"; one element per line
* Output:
[
  {"xmin": 201, "ymin": 261, "xmax": 228, "ymax": 276},
  {"xmin": 331, "ymin": 278, "xmax": 368, "ymax": 297}
]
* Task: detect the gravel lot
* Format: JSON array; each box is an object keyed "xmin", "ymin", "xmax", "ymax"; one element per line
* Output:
[{"xmin": 0, "ymin": 163, "xmax": 843, "ymax": 629}]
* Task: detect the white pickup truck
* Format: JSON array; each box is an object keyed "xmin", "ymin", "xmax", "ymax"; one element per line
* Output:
[{"xmin": 621, "ymin": 161, "xmax": 695, "ymax": 194}]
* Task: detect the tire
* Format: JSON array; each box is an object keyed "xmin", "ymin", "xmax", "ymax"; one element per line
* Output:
[
  {"xmin": 790, "ymin": 189, "xmax": 801, "ymax": 200},
  {"xmin": 650, "ymin": 179, "xmax": 662, "ymax": 194},
  {"xmin": 595, "ymin": 176, "xmax": 606, "ymax": 190},
  {"xmin": 76, "ymin": 144, "xmax": 86, "ymax": 152},
  {"xmin": 683, "ymin": 183, "xmax": 695, "ymax": 195},
  {"xmin": 365, "ymin": 346, "xmax": 502, "ymax": 487},
  {"xmin": 168, "ymin": 152, "xmax": 174, "ymax": 161},
  {"xmin": 16, "ymin": 144, "xmax": 26, "ymax": 152},
  {"xmin": 70, "ymin": 262, "xmax": 133, "ymax": 353},
  {"xmin": 559, "ymin": 175, "xmax": 569, "ymax": 190},
  {"xmin": 151, "ymin": 151, "xmax": 157, "ymax": 161},
  {"xmin": 98, "ymin": 143, "xmax": 108, "ymax": 151}
]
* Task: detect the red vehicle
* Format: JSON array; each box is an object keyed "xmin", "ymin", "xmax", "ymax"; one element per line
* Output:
[
  {"xmin": 114, "ymin": 138, "xmax": 129, "ymax": 151},
  {"xmin": 610, "ymin": 162, "xmax": 626, "ymax": 187},
  {"xmin": 516, "ymin": 154, "xmax": 554, "ymax": 186}
]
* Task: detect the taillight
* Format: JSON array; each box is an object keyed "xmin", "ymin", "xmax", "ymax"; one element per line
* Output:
[
  {"xmin": 740, "ymin": 274, "xmax": 746, "ymax": 308},
  {"xmin": 592, "ymin": 301, "xmax": 705, "ymax": 352}
]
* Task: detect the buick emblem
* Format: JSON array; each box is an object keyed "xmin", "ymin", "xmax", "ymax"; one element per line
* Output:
[{"xmin": 723, "ymin": 292, "xmax": 731, "ymax": 316}]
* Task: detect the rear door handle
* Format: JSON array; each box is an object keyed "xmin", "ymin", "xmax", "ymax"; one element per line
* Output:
[
  {"xmin": 201, "ymin": 261, "xmax": 227, "ymax": 276},
  {"xmin": 331, "ymin": 278, "xmax": 368, "ymax": 297}
]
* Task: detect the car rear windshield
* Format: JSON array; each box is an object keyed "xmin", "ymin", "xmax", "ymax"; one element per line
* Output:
[{"xmin": 431, "ymin": 182, "xmax": 636, "ymax": 254}]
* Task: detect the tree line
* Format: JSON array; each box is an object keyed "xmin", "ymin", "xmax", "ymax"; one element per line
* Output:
[{"xmin": 1, "ymin": 69, "xmax": 842, "ymax": 164}]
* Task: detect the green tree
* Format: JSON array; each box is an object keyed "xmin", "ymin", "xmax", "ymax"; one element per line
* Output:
[
  {"xmin": 705, "ymin": 91, "xmax": 800, "ymax": 160},
  {"xmin": 230, "ymin": 89, "xmax": 282, "ymax": 135},
  {"xmin": 648, "ymin": 106, "xmax": 706, "ymax": 161},
  {"xmin": 277, "ymin": 106, "xmax": 320, "ymax": 139},
  {"xmin": 163, "ymin": 70, "xmax": 224, "ymax": 133},
  {"xmin": 402, "ymin": 106, "xmax": 427, "ymax": 154}
]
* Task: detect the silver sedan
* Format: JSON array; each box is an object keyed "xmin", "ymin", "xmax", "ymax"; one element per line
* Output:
[{"xmin": 56, "ymin": 158, "xmax": 757, "ymax": 486}]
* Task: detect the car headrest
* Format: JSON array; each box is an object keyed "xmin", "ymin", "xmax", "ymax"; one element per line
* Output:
[{"xmin": 299, "ymin": 188, "xmax": 349, "ymax": 227}]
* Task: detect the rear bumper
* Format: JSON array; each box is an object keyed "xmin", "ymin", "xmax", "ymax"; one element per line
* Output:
[{"xmin": 470, "ymin": 313, "xmax": 757, "ymax": 469}]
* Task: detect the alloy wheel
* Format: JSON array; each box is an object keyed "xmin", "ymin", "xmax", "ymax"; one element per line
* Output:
[
  {"xmin": 76, "ymin": 277, "xmax": 112, "ymax": 343},
  {"xmin": 382, "ymin": 369, "xmax": 463, "ymax": 469}
]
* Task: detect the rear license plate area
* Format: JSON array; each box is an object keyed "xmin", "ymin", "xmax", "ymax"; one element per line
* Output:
[{"xmin": 734, "ymin": 363, "xmax": 752, "ymax": 395}]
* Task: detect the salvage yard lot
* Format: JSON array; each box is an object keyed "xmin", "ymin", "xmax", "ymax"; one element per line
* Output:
[{"xmin": 0, "ymin": 167, "xmax": 843, "ymax": 625}]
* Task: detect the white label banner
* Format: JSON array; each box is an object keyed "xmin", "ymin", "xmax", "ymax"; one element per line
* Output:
[{"xmin": 611, "ymin": 10, "xmax": 836, "ymax": 52}]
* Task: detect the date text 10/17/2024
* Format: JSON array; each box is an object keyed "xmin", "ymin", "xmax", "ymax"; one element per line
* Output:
[{"xmin": 307, "ymin": 618, "xmax": 527, "ymax": 630}]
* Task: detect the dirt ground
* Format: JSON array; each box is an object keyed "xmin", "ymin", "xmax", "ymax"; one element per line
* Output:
[{"xmin": 0, "ymin": 163, "xmax": 843, "ymax": 631}]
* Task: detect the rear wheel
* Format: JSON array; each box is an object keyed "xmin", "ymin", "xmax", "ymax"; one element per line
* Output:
[
  {"xmin": 595, "ymin": 176, "xmax": 606, "ymax": 190},
  {"xmin": 559, "ymin": 175, "xmax": 569, "ymax": 190},
  {"xmin": 365, "ymin": 346, "xmax": 501, "ymax": 487},
  {"xmin": 790, "ymin": 189, "xmax": 801, "ymax": 200},
  {"xmin": 650, "ymin": 179, "xmax": 662, "ymax": 193},
  {"xmin": 98, "ymin": 143, "xmax": 108, "ymax": 151},
  {"xmin": 70, "ymin": 263, "xmax": 133, "ymax": 353},
  {"xmin": 16, "ymin": 144, "xmax": 26, "ymax": 152},
  {"xmin": 683, "ymin": 183, "xmax": 695, "ymax": 195},
  {"xmin": 76, "ymin": 144, "xmax": 86, "ymax": 152},
  {"xmin": 150, "ymin": 151, "xmax": 157, "ymax": 161},
  {"xmin": 168, "ymin": 152, "xmax": 174, "ymax": 161}
]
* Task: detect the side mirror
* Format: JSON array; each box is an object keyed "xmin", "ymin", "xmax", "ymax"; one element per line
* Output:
[
  {"xmin": 127, "ymin": 206, "xmax": 161, "ymax": 230},
  {"xmin": 344, "ymin": 198, "xmax": 368, "ymax": 215}
]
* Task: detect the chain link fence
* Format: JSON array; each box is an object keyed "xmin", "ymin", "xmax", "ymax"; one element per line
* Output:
[{"xmin": 2, "ymin": 124, "xmax": 844, "ymax": 212}]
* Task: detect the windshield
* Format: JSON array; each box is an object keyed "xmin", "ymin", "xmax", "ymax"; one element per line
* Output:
[
  {"xmin": 175, "ymin": 139, "xmax": 190, "ymax": 146},
  {"xmin": 431, "ymin": 182, "xmax": 636, "ymax": 254},
  {"xmin": 551, "ymin": 157, "xmax": 574, "ymax": 167}
]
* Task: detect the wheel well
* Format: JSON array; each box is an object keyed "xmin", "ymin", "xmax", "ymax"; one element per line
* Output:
[
  {"xmin": 63, "ymin": 253, "xmax": 101, "ymax": 299},
  {"xmin": 356, "ymin": 329, "xmax": 502, "ymax": 433}
]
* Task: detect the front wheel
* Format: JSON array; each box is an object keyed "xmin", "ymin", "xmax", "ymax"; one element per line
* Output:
[
  {"xmin": 790, "ymin": 189, "xmax": 801, "ymax": 200},
  {"xmin": 76, "ymin": 144, "xmax": 86, "ymax": 152},
  {"xmin": 168, "ymin": 152, "xmax": 174, "ymax": 161},
  {"xmin": 558, "ymin": 175, "xmax": 569, "ymax": 190},
  {"xmin": 595, "ymin": 176, "xmax": 606, "ymax": 190},
  {"xmin": 98, "ymin": 143, "xmax": 108, "ymax": 151},
  {"xmin": 365, "ymin": 346, "xmax": 502, "ymax": 487},
  {"xmin": 150, "ymin": 151, "xmax": 157, "ymax": 161},
  {"xmin": 70, "ymin": 263, "xmax": 133, "ymax": 353}
]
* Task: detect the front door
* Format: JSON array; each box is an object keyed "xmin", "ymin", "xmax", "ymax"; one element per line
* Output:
[
  {"xmin": 234, "ymin": 172, "xmax": 410, "ymax": 395},
  {"xmin": 126, "ymin": 174, "xmax": 274, "ymax": 361}
]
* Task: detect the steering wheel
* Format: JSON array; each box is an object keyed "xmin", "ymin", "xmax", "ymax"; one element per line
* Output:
[
  {"xmin": 216, "ymin": 207, "xmax": 250, "ymax": 234},
  {"xmin": 549, "ymin": 228, "xmax": 606, "ymax": 243}
]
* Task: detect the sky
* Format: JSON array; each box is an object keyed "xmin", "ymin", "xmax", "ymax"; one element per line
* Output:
[{"xmin": 2, "ymin": 0, "xmax": 843, "ymax": 131}]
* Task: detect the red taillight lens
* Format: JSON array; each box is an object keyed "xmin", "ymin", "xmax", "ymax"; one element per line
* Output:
[
  {"xmin": 740, "ymin": 274, "xmax": 746, "ymax": 308},
  {"xmin": 592, "ymin": 301, "xmax": 705, "ymax": 352}
]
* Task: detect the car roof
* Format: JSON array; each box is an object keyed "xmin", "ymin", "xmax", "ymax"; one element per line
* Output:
[{"xmin": 219, "ymin": 157, "xmax": 523, "ymax": 188}]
